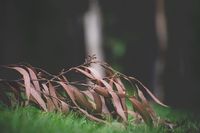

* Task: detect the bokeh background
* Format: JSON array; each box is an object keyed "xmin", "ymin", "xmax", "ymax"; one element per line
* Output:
[{"xmin": 1, "ymin": 0, "xmax": 200, "ymax": 111}]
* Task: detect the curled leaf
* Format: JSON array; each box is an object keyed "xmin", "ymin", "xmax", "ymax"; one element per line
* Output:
[
  {"xmin": 10, "ymin": 67, "xmax": 31, "ymax": 100},
  {"xmin": 129, "ymin": 96, "xmax": 152, "ymax": 125}
]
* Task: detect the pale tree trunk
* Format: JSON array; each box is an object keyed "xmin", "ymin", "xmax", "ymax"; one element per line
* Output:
[
  {"xmin": 83, "ymin": 0, "xmax": 110, "ymax": 114},
  {"xmin": 154, "ymin": 0, "xmax": 168, "ymax": 101},
  {"xmin": 83, "ymin": 0, "xmax": 105, "ymax": 78}
]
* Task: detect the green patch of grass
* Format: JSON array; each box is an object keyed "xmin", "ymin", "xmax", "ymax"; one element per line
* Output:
[
  {"xmin": 153, "ymin": 104, "xmax": 200, "ymax": 133},
  {"xmin": 0, "ymin": 105, "xmax": 199, "ymax": 133}
]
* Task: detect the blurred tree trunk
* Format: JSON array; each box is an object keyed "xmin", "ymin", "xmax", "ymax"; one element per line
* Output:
[
  {"xmin": 84, "ymin": 0, "xmax": 105, "ymax": 77},
  {"xmin": 154, "ymin": 0, "xmax": 168, "ymax": 101},
  {"xmin": 163, "ymin": 0, "xmax": 200, "ymax": 110}
]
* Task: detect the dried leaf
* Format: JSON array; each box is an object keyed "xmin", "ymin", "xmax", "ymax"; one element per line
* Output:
[
  {"xmin": 58, "ymin": 82, "xmax": 76, "ymax": 105},
  {"xmin": 27, "ymin": 67, "xmax": 41, "ymax": 93},
  {"xmin": 48, "ymin": 82, "xmax": 59, "ymax": 109},
  {"xmin": 94, "ymin": 86, "xmax": 110, "ymax": 97},
  {"xmin": 81, "ymin": 66, "xmax": 102, "ymax": 79},
  {"xmin": 73, "ymin": 86, "xmax": 94, "ymax": 111},
  {"xmin": 112, "ymin": 80, "xmax": 127, "ymax": 118},
  {"xmin": 72, "ymin": 67, "xmax": 94, "ymax": 79},
  {"xmin": 78, "ymin": 66, "xmax": 103, "ymax": 85},
  {"xmin": 129, "ymin": 96, "xmax": 152, "ymax": 125},
  {"xmin": 58, "ymin": 82, "xmax": 106, "ymax": 123},
  {"xmin": 59, "ymin": 82, "xmax": 94, "ymax": 111},
  {"xmin": 100, "ymin": 79, "xmax": 127, "ymax": 122},
  {"xmin": 10, "ymin": 67, "xmax": 31, "ymax": 100},
  {"xmin": 90, "ymin": 89, "xmax": 102, "ymax": 113},
  {"xmin": 60, "ymin": 100, "xmax": 69, "ymax": 113},
  {"xmin": 130, "ymin": 77, "xmax": 168, "ymax": 107},
  {"xmin": 30, "ymin": 85, "xmax": 47, "ymax": 111},
  {"xmin": 42, "ymin": 83, "xmax": 55, "ymax": 111},
  {"xmin": 114, "ymin": 78, "xmax": 126, "ymax": 91}
]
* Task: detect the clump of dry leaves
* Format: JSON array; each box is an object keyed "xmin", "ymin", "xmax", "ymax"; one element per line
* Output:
[{"xmin": 0, "ymin": 56, "xmax": 169, "ymax": 127}]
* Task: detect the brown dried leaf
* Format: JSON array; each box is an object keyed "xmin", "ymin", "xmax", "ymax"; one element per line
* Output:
[
  {"xmin": 42, "ymin": 83, "xmax": 56, "ymax": 111},
  {"xmin": 30, "ymin": 85, "xmax": 47, "ymax": 111},
  {"xmin": 27, "ymin": 67, "xmax": 41, "ymax": 93},
  {"xmin": 111, "ymin": 80, "xmax": 127, "ymax": 118},
  {"xmin": 100, "ymin": 96, "xmax": 110, "ymax": 115},
  {"xmin": 73, "ymin": 86, "xmax": 94, "ymax": 111},
  {"xmin": 114, "ymin": 78, "xmax": 126, "ymax": 91},
  {"xmin": 93, "ymin": 86, "xmax": 110, "ymax": 97},
  {"xmin": 135, "ymin": 85, "xmax": 157, "ymax": 120},
  {"xmin": 81, "ymin": 66, "xmax": 102, "ymax": 79},
  {"xmin": 100, "ymin": 79, "xmax": 127, "ymax": 122},
  {"xmin": 58, "ymin": 82, "xmax": 106, "ymax": 123},
  {"xmin": 60, "ymin": 100, "xmax": 69, "ymax": 113},
  {"xmin": 143, "ymin": 86, "xmax": 167, "ymax": 107},
  {"xmin": 59, "ymin": 82, "xmax": 93, "ymax": 111},
  {"xmin": 58, "ymin": 82, "xmax": 76, "ymax": 104},
  {"xmin": 48, "ymin": 82, "xmax": 59, "ymax": 109},
  {"xmin": 112, "ymin": 80, "xmax": 126, "ymax": 98},
  {"xmin": 72, "ymin": 67, "xmax": 94, "ymax": 79},
  {"xmin": 130, "ymin": 77, "xmax": 168, "ymax": 107},
  {"xmin": 108, "ymin": 78, "xmax": 126, "ymax": 117},
  {"xmin": 129, "ymin": 96, "xmax": 152, "ymax": 125},
  {"xmin": 79, "ymin": 66, "xmax": 104, "ymax": 85},
  {"xmin": 10, "ymin": 67, "xmax": 31, "ymax": 100},
  {"xmin": 90, "ymin": 89, "xmax": 102, "ymax": 113}
]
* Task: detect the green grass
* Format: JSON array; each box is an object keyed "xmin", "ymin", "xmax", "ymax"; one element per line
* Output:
[{"xmin": 0, "ymin": 105, "xmax": 199, "ymax": 133}]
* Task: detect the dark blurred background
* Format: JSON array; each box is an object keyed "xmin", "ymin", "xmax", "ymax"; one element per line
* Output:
[{"xmin": 0, "ymin": 0, "xmax": 200, "ymax": 111}]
